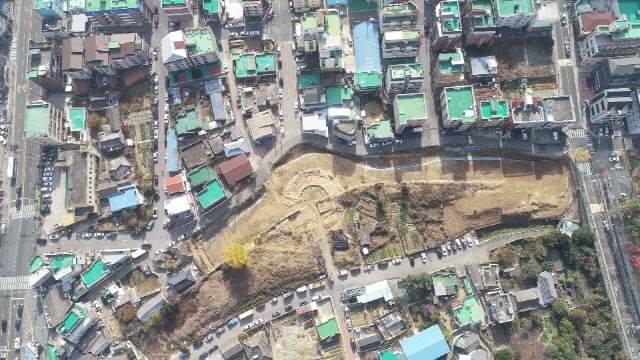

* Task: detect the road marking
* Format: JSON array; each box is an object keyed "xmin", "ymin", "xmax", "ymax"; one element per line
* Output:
[
  {"xmin": 9, "ymin": 204, "xmax": 35, "ymax": 220},
  {"xmin": 559, "ymin": 59, "xmax": 574, "ymax": 67},
  {"xmin": 0, "ymin": 276, "xmax": 30, "ymax": 291},
  {"xmin": 577, "ymin": 162, "xmax": 593, "ymax": 176},
  {"xmin": 566, "ymin": 128, "xmax": 585, "ymax": 138}
]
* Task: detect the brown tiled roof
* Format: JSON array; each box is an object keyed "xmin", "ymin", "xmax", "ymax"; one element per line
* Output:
[
  {"xmin": 580, "ymin": 11, "xmax": 615, "ymax": 33},
  {"xmin": 62, "ymin": 37, "xmax": 85, "ymax": 71},
  {"xmin": 85, "ymin": 35, "xmax": 109, "ymax": 66},
  {"xmin": 218, "ymin": 154, "xmax": 253, "ymax": 185},
  {"xmin": 110, "ymin": 33, "xmax": 140, "ymax": 59}
]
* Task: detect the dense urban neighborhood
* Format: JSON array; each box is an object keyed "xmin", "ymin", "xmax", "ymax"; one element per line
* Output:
[{"xmin": 0, "ymin": 0, "xmax": 639, "ymax": 358}]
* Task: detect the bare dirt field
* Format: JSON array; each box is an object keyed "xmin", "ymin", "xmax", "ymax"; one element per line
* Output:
[
  {"xmin": 495, "ymin": 37, "xmax": 555, "ymax": 80},
  {"xmin": 132, "ymin": 152, "xmax": 573, "ymax": 357}
]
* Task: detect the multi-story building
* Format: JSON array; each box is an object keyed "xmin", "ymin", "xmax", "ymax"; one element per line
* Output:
[
  {"xmin": 319, "ymin": 10, "xmax": 343, "ymax": 73},
  {"xmin": 161, "ymin": 27, "xmax": 219, "ymax": 72},
  {"xmin": 83, "ymin": 0, "xmax": 154, "ymax": 29},
  {"xmin": 469, "ymin": 56, "xmax": 497, "ymax": 79},
  {"xmin": 510, "ymin": 95, "xmax": 576, "ymax": 129},
  {"xmin": 462, "ymin": 0, "xmax": 496, "ymax": 46},
  {"xmin": 365, "ymin": 120, "xmax": 395, "ymax": 144},
  {"xmin": 379, "ymin": 1, "xmax": 418, "ymax": 32},
  {"xmin": 296, "ymin": 11, "xmax": 322, "ymax": 53},
  {"xmin": 441, "ymin": 85, "xmax": 477, "ymax": 131},
  {"xmin": 476, "ymin": 99, "xmax": 510, "ymax": 127},
  {"xmin": 627, "ymin": 90, "xmax": 640, "ymax": 134},
  {"xmin": 242, "ymin": 0, "xmax": 262, "ymax": 16},
  {"xmin": 61, "ymin": 37, "xmax": 92, "ymax": 80},
  {"xmin": 353, "ymin": 21, "xmax": 383, "ymax": 93},
  {"xmin": 24, "ymin": 102, "xmax": 66, "ymax": 145},
  {"xmin": 579, "ymin": 21, "xmax": 640, "ymax": 68},
  {"xmin": 202, "ymin": 0, "xmax": 222, "ymax": 21},
  {"xmin": 382, "ymin": 30, "xmax": 420, "ymax": 59},
  {"xmin": 590, "ymin": 57, "xmax": 640, "ymax": 93},
  {"xmin": 293, "ymin": 0, "xmax": 322, "ymax": 13},
  {"xmin": 384, "ymin": 63, "xmax": 423, "ymax": 99},
  {"xmin": 161, "ymin": 0, "xmax": 193, "ymax": 22},
  {"xmin": 27, "ymin": 42, "xmax": 65, "ymax": 91},
  {"xmin": 435, "ymin": 50, "xmax": 465, "ymax": 87},
  {"xmin": 576, "ymin": 11, "xmax": 615, "ymax": 39},
  {"xmin": 34, "ymin": 0, "xmax": 64, "ymax": 19},
  {"xmin": 587, "ymin": 88, "xmax": 633, "ymax": 124},
  {"xmin": 492, "ymin": 0, "xmax": 535, "ymax": 29},
  {"xmin": 432, "ymin": 0, "xmax": 462, "ymax": 52},
  {"xmin": 393, "ymin": 93, "xmax": 427, "ymax": 133}
]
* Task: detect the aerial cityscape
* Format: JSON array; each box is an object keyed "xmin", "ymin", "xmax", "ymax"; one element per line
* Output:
[{"xmin": 0, "ymin": 0, "xmax": 638, "ymax": 358}]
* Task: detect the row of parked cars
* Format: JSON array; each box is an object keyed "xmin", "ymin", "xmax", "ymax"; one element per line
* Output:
[{"xmin": 438, "ymin": 238, "xmax": 478, "ymax": 257}]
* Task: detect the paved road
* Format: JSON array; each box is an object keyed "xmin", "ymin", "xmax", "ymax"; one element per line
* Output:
[{"xmin": 187, "ymin": 229, "xmax": 550, "ymax": 360}]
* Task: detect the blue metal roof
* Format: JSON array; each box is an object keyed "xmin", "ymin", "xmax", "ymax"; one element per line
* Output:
[
  {"xmin": 327, "ymin": 0, "xmax": 348, "ymax": 6},
  {"xmin": 400, "ymin": 325, "xmax": 450, "ymax": 360},
  {"xmin": 166, "ymin": 129, "xmax": 182, "ymax": 173},
  {"xmin": 204, "ymin": 79, "xmax": 224, "ymax": 94},
  {"xmin": 353, "ymin": 21, "xmax": 382, "ymax": 72},
  {"xmin": 210, "ymin": 93, "xmax": 226, "ymax": 121},
  {"xmin": 108, "ymin": 186, "xmax": 142, "ymax": 213}
]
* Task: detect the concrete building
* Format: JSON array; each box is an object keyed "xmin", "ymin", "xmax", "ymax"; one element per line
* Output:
[
  {"xmin": 587, "ymin": 88, "xmax": 633, "ymax": 124},
  {"xmin": 27, "ymin": 42, "xmax": 65, "ymax": 91},
  {"xmin": 476, "ymin": 99, "xmax": 510, "ymax": 127},
  {"xmin": 590, "ymin": 56, "xmax": 640, "ymax": 93},
  {"xmin": 293, "ymin": 0, "xmax": 322, "ymax": 13},
  {"xmin": 83, "ymin": 33, "xmax": 150, "ymax": 76},
  {"xmin": 463, "ymin": 0, "xmax": 496, "ymax": 46},
  {"xmin": 576, "ymin": 11, "xmax": 615, "ymax": 39},
  {"xmin": 382, "ymin": 30, "xmax": 421, "ymax": 59},
  {"xmin": 441, "ymin": 85, "xmax": 477, "ymax": 131},
  {"xmin": 365, "ymin": 120, "xmax": 395, "ymax": 144},
  {"xmin": 493, "ymin": 0, "xmax": 535, "ymax": 29},
  {"xmin": 469, "ymin": 56, "xmax": 497, "ymax": 79},
  {"xmin": 243, "ymin": 0, "xmax": 262, "ymax": 17},
  {"xmin": 332, "ymin": 118, "xmax": 358, "ymax": 142},
  {"xmin": 435, "ymin": 50, "xmax": 465, "ymax": 87},
  {"xmin": 302, "ymin": 113, "xmax": 329, "ymax": 137},
  {"xmin": 385, "ymin": 63, "xmax": 423, "ymax": 99},
  {"xmin": 379, "ymin": 2, "xmax": 418, "ymax": 32},
  {"xmin": 34, "ymin": 0, "xmax": 64, "ymax": 19},
  {"xmin": 161, "ymin": 27, "xmax": 220, "ymax": 73},
  {"xmin": 246, "ymin": 111, "xmax": 276, "ymax": 144},
  {"xmin": 161, "ymin": 0, "xmax": 193, "ymax": 22},
  {"xmin": 24, "ymin": 102, "xmax": 66, "ymax": 144},
  {"xmin": 510, "ymin": 95, "xmax": 576, "ymax": 128},
  {"xmin": 64, "ymin": 147, "xmax": 100, "ymax": 215},
  {"xmin": 393, "ymin": 93, "xmax": 427, "ymax": 133},
  {"xmin": 319, "ymin": 10, "xmax": 343, "ymax": 73},
  {"xmin": 579, "ymin": 20, "xmax": 640, "ymax": 68},
  {"xmin": 432, "ymin": 0, "xmax": 463, "ymax": 52},
  {"xmin": 83, "ymin": 0, "xmax": 154, "ymax": 29},
  {"xmin": 300, "ymin": 86, "xmax": 327, "ymax": 110}
]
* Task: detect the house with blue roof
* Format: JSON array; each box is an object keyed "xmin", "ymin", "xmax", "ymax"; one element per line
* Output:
[
  {"xmin": 107, "ymin": 186, "xmax": 145, "ymax": 213},
  {"xmin": 400, "ymin": 325, "xmax": 450, "ymax": 360},
  {"xmin": 352, "ymin": 21, "xmax": 383, "ymax": 92},
  {"xmin": 326, "ymin": 0, "xmax": 347, "ymax": 7},
  {"xmin": 166, "ymin": 129, "xmax": 182, "ymax": 174}
]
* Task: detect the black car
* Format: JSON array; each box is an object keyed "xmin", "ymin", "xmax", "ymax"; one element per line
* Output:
[
  {"xmin": 299, "ymin": 300, "xmax": 308, "ymax": 307},
  {"xmin": 15, "ymin": 319, "xmax": 20, "ymax": 330},
  {"xmin": 2, "ymin": 320, "xmax": 6, "ymax": 332},
  {"xmin": 435, "ymin": 248, "xmax": 443, "ymax": 259},
  {"xmin": 16, "ymin": 183, "xmax": 21, "ymax": 195},
  {"xmin": 284, "ymin": 305, "xmax": 293, "ymax": 312},
  {"xmin": 17, "ymin": 304, "xmax": 23, "ymax": 317},
  {"xmin": 271, "ymin": 311, "xmax": 281, "ymax": 318},
  {"xmin": 409, "ymin": 256, "xmax": 415, "ymax": 266},
  {"xmin": 154, "ymin": 175, "xmax": 159, "ymax": 186}
]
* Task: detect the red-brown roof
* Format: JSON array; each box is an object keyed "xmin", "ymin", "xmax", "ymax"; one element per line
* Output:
[
  {"xmin": 580, "ymin": 11, "xmax": 615, "ymax": 33},
  {"xmin": 218, "ymin": 154, "xmax": 253, "ymax": 185},
  {"xmin": 165, "ymin": 174, "xmax": 186, "ymax": 194},
  {"xmin": 123, "ymin": 68, "xmax": 146, "ymax": 87}
]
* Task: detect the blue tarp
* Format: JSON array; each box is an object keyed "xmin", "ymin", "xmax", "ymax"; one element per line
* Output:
[
  {"xmin": 353, "ymin": 21, "xmax": 382, "ymax": 72},
  {"xmin": 210, "ymin": 93, "xmax": 226, "ymax": 122},
  {"xmin": 166, "ymin": 129, "xmax": 182, "ymax": 173},
  {"xmin": 400, "ymin": 325, "xmax": 450, "ymax": 360},
  {"xmin": 108, "ymin": 186, "xmax": 142, "ymax": 213},
  {"xmin": 327, "ymin": 0, "xmax": 347, "ymax": 6}
]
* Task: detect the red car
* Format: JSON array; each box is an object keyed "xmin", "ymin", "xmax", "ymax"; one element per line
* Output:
[
  {"xmin": 255, "ymin": 303, "xmax": 266, "ymax": 310},
  {"xmin": 166, "ymin": 222, "xmax": 175, "ymax": 230}
]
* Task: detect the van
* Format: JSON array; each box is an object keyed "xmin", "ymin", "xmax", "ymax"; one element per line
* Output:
[{"xmin": 552, "ymin": 131, "xmax": 558, "ymax": 142}]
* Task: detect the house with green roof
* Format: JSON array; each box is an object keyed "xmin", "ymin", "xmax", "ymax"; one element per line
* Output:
[
  {"xmin": 34, "ymin": 0, "xmax": 64, "ymax": 19},
  {"xmin": 83, "ymin": 0, "xmax": 154, "ymax": 29},
  {"xmin": 187, "ymin": 166, "xmax": 217, "ymax": 188},
  {"xmin": 202, "ymin": 0, "xmax": 221, "ymax": 20},
  {"xmin": 441, "ymin": 85, "xmax": 477, "ymax": 132},
  {"xmin": 316, "ymin": 318, "xmax": 339, "ymax": 341},
  {"xmin": 432, "ymin": 0, "xmax": 463, "ymax": 52},
  {"xmin": 579, "ymin": 20, "xmax": 640, "ymax": 67},
  {"xmin": 161, "ymin": 0, "xmax": 193, "ymax": 23},
  {"xmin": 382, "ymin": 30, "xmax": 420, "ymax": 59},
  {"xmin": 463, "ymin": 0, "xmax": 496, "ymax": 46},
  {"xmin": 196, "ymin": 179, "xmax": 229, "ymax": 210},
  {"xmin": 174, "ymin": 108, "xmax": 209, "ymax": 136},
  {"xmin": 25, "ymin": 103, "xmax": 66, "ymax": 144},
  {"xmin": 379, "ymin": 2, "xmax": 418, "ymax": 31},
  {"xmin": 493, "ymin": 0, "xmax": 535, "ymax": 29},
  {"xmin": 319, "ymin": 10, "xmax": 344, "ymax": 73},
  {"xmin": 452, "ymin": 295, "xmax": 486, "ymax": 327},
  {"xmin": 366, "ymin": 119, "xmax": 395, "ymax": 144},
  {"xmin": 477, "ymin": 99, "xmax": 510, "ymax": 127},
  {"xmin": 385, "ymin": 63, "xmax": 423, "ymax": 98},
  {"xmin": 298, "ymin": 70, "xmax": 322, "ymax": 90},
  {"xmin": 354, "ymin": 71, "xmax": 382, "ymax": 92},
  {"xmin": 435, "ymin": 50, "xmax": 465, "ymax": 86},
  {"xmin": 235, "ymin": 52, "xmax": 276, "ymax": 80},
  {"xmin": 326, "ymin": 85, "xmax": 354, "ymax": 107},
  {"xmin": 393, "ymin": 93, "xmax": 427, "ymax": 133}
]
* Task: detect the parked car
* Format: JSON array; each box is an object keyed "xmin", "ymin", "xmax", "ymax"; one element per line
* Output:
[
  {"xmin": 256, "ymin": 303, "xmax": 266, "ymax": 310},
  {"xmin": 205, "ymin": 334, "xmax": 214, "ymax": 342},
  {"xmin": 435, "ymin": 248, "xmax": 443, "ymax": 259},
  {"xmin": 42, "ymin": 182, "xmax": 52, "ymax": 187},
  {"xmin": 216, "ymin": 327, "xmax": 225, "ymax": 335},
  {"xmin": 43, "ymin": 172, "xmax": 53, "ymax": 177},
  {"xmin": 162, "ymin": 218, "xmax": 172, "ymax": 228},
  {"xmin": 42, "ymin": 194, "xmax": 51, "ymax": 199},
  {"xmin": 13, "ymin": 338, "xmax": 19, "ymax": 351},
  {"xmin": 17, "ymin": 305, "xmax": 22, "ymax": 318},
  {"xmin": 242, "ymin": 324, "xmax": 251, "ymax": 331},
  {"xmin": 14, "ymin": 319, "xmax": 20, "ymax": 330},
  {"xmin": 146, "ymin": 220, "xmax": 155, "ymax": 230},
  {"xmin": 177, "ymin": 233, "xmax": 188, "ymax": 241},
  {"xmin": 409, "ymin": 256, "xmax": 415, "ymax": 266},
  {"xmin": 153, "ymin": 208, "xmax": 158, "ymax": 218},
  {"xmin": 284, "ymin": 305, "xmax": 293, "ymax": 312},
  {"xmin": 456, "ymin": 238, "xmax": 463, "ymax": 249},
  {"xmin": 1, "ymin": 320, "xmax": 6, "ymax": 332},
  {"xmin": 421, "ymin": 252, "xmax": 428, "ymax": 263},
  {"xmin": 560, "ymin": 13, "xmax": 567, "ymax": 26},
  {"xmin": 94, "ymin": 232, "xmax": 105, "ymax": 238},
  {"xmin": 48, "ymin": 233, "xmax": 60, "ymax": 240},
  {"xmin": 82, "ymin": 233, "xmax": 92, "ymax": 238},
  {"xmin": 299, "ymin": 300, "xmax": 309, "ymax": 307},
  {"xmin": 271, "ymin": 311, "xmax": 281, "ymax": 318},
  {"xmin": 42, "ymin": 177, "xmax": 52, "ymax": 182}
]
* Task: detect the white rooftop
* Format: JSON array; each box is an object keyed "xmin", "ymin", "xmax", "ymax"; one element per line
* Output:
[
  {"xmin": 356, "ymin": 280, "xmax": 394, "ymax": 303},
  {"xmin": 302, "ymin": 114, "xmax": 329, "ymax": 137},
  {"xmin": 165, "ymin": 193, "xmax": 193, "ymax": 216},
  {"xmin": 470, "ymin": 56, "xmax": 498, "ymax": 76},
  {"xmin": 161, "ymin": 31, "xmax": 188, "ymax": 64}
]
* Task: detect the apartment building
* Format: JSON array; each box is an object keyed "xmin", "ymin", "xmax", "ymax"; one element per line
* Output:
[
  {"xmin": 384, "ymin": 63, "xmax": 423, "ymax": 99},
  {"xmin": 579, "ymin": 21, "xmax": 640, "ymax": 68},
  {"xmin": 24, "ymin": 102, "xmax": 67, "ymax": 145},
  {"xmin": 162, "ymin": 0, "xmax": 194, "ymax": 22},
  {"xmin": 379, "ymin": 2, "xmax": 418, "ymax": 32},
  {"xmin": 28, "ymin": 42, "xmax": 65, "ymax": 91},
  {"xmin": 590, "ymin": 57, "xmax": 640, "ymax": 93},
  {"xmin": 510, "ymin": 95, "xmax": 576, "ymax": 129},
  {"xmin": 83, "ymin": 0, "xmax": 154, "ymax": 29},
  {"xmin": 587, "ymin": 88, "xmax": 633, "ymax": 124},
  {"xmin": 293, "ymin": 0, "xmax": 322, "ymax": 12},
  {"xmin": 161, "ymin": 27, "xmax": 220, "ymax": 72},
  {"xmin": 34, "ymin": 0, "xmax": 64, "ymax": 19},
  {"xmin": 441, "ymin": 85, "xmax": 477, "ymax": 131},
  {"xmin": 243, "ymin": 0, "xmax": 262, "ymax": 16},
  {"xmin": 432, "ymin": 0, "xmax": 462, "ymax": 52},
  {"xmin": 476, "ymin": 99, "xmax": 510, "ymax": 127},
  {"xmin": 462, "ymin": 0, "xmax": 496, "ymax": 46},
  {"xmin": 382, "ymin": 30, "xmax": 420, "ymax": 59},
  {"xmin": 393, "ymin": 93, "xmax": 427, "ymax": 133},
  {"xmin": 319, "ymin": 10, "xmax": 343, "ymax": 73},
  {"xmin": 492, "ymin": 0, "xmax": 535, "ymax": 29}
]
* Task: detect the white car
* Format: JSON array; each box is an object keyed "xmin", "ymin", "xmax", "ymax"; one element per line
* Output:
[
  {"xmin": 13, "ymin": 338, "xmax": 19, "ymax": 351},
  {"xmin": 44, "ymin": 167, "xmax": 54, "ymax": 172},
  {"xmin": 311, "ymin": 294, "xmax": 322, "ymax": 301},
  {"xmin": 0, "ymin": 136, "xmax": 7, "ymax": 146},
  {"xmin": 43, "ymin": 182, "xmax": 52, "ymax": 187},
  {"xmin": 153, "ymin": 152, "xmax": 158, "ymax": 162},
  {"xmin": 441, "ymin": 244, "xmax": 448, "ymax": 256},
  {"xmin": 177, "ymin": 233, "xmax": 188, "ymax": 241},
  {"xmin": 94, "ymin": 232, "xmax": 105, "ymax": 238},
  {"xmin": 40, "ymin": 187, "xmax": 52, "ymax": 192},
  {"xmin": 48, "ymin": 233, "xmax": 60, "ymax": 240},
  {"xmin": 154, "ymin": 129, "xmax": 159, "ymax": 140},
  {"xmin": 164, "ymin": 104, "xmax": 169, "ymax": 112},
  {"xmin": 42, "ymin": 194, "xmax": 51, "ymax": 199},
  {"xmin": 82, "ymin": 233, "xmax": 93, "ymax": 238},
  {"xmin": 421, "ymin": 252, "xmax": 428, "ymax": 263},
  {"xmin": 42, "ymin": 177, "xmax": 52, "ymax": 182}
]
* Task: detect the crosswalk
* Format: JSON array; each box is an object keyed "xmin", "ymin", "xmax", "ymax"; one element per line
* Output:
[
  {"xmin": 0, "ymin": 276, "xmax": 30, "ymax": 291},
  {"xmin": 10, "ymin": 204, "xmax": 35, "ymax": 220},
  {"xmin": 565, "ymin": 128, "xmax": 586, "ymax": 138},
  {"xmin": 577, "ymin": 162, "xmax": 593, "ymax": 176}
]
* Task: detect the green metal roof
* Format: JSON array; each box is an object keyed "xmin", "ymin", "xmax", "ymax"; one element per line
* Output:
[
  {"xmin": 444, "ymin": 86, "xmax": 477, "ymax": 123},
  {"xmin": 29, "ymin": 256, "xmax": 45, "ymax": 273},
  {"xmin": 325, "ymin": 10, "xmax": 341, "ymax": 37},
  {"xmin": 496, "ymin": 0, "xmax": 533, "ymax": 16},
  {"xmin": 235, "ymin": 53, "xmax": 257, "ymax": 78},
  {"xmin": 379, "ymin": 349, "xmax": 402, "ymax": 360},
  {"xmin": 438, "ymin": 52, "xmax": 463, "ymax": 74},
  {"xmin": 326, "ymin": 86, "xmax": 353, "ymax": 106},
  {"xmin": 480, "ymin": 99, "xmax": 508, "ymax": 119},
  {"xmin": 366, "ymin": 119, "xmax": 395, "ymax": 140},
  {"xmin": 25, "ymin": 103, "xmax": 51, "ymax": 138},
  {"xmin": 196, "ymin": 179, "xmax": 227, "ymax": 209},
  {"xmin": 85, "ymin": 0, "xmax": 140, "ymax": 12},
  {"xmin": 302, "ymin": 12, "xmax": 317, "ymax": 29},
  {"xmin": 256, "ymin": 53, "xmax": 276, "ymax": 73},
  {"xmin": 68, "ymin": 107, "xmax": 86, "ymax": 132},
  {"xmin": 175, "ymin": 109, "xmax": 208, "ymax": 135},
  {"xmin": 619, "ymin": 0, "xmax": 640, "ymax": 24},
  {"xmin": 354, "ymin": 71, "xmax": 382, "ymax": 89},
  {"xmin": 471, "ymin": 0, "xmax": 496, "ymax": 27},
  {"xmin": 202, "ymin": 0, "xmax": 219, "ymax": 14},
  {"xmin": 389, "ymin": 63, "xmax": 423, "ymax": 80},
  {"xmin": 452, "ymin": 295, "xmax": 485, "ymax": 327},
  {"xmin": 395, "ymin": 93, "xmax": 427, "ymax": 125},
  {"xmin": 81, "ymin": 259, "xmax": 110, "ymax": 289},
  {"xmin": 187, "ymin": 166, "xmax": 217, "ymax": 187},
  {"xmin": 298, "ymin": 69, "xmax": 322, "ymax": 89},
  {"xmin": 316, "ymin": 318, "xmax": 339, "ymax": 340},
  {"xmin": 183, "ymin": 28, "xmax": 216, "ymax": 56}
]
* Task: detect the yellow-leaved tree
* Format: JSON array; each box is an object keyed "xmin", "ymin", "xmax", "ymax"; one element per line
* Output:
[{"xmin": 224, "ymin": 242, "xmax": 250, "ymax": 269}]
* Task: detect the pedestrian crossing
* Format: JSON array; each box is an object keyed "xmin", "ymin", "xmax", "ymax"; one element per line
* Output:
[
  {"xmin": 577, "ymin": 162, "xmax": 593, "ymax": 176},
  {"xmin": 10, "ymin": 204, "xmax": 35, "ymax": 220},
  {"xmin": 565, "ymin": 128, "xmax": 586, "ymax": 138},
  {"xmin": 0, "ymin": 276, "xmax": 30, "ymax": 291}
]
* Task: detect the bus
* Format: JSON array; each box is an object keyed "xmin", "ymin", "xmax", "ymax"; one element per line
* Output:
[{"xmin": 7, "ymin": 156, "xmax": 16, "ymax": 182}]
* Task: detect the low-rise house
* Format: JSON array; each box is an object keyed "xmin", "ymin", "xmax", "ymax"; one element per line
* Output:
[
  {"xmin": 302, "ymin": 113, "xmax": 329, "ymax": 137},
  {"xmin": 577, "ymin": 11, "xmax": 615, "ymax": 39},
  {"xmin": 246, "ymin": 111, "xmax": 276, "ymax": 144},
  {"xmin": 218, "ymin": 154, "xmax": 253, "ymax": 185},
  {"xmin": 432, "ymin": 270, "xmax": 459, "ymax": 297},
  {"xmin": 181, "ymin": 139, "xmax": 213, "ymax": 170},
  {"xmin": 175, "ymin": 109, "xmax": 209, "ymax": 137},
  {"xmin": 355, "ymin": 280, "xmax": 395, "ymax": 305},
  {"xmin": 510, "ymin": 271, "xmax": 558, "ymax": 312},
  {"xmin": 107, "ymin": 157, "xmax": 132, "ymax": 181},
  {"xmin": 196, "ymin": 179, "xmax": 229, "ymax": 211},
  {"xmin": 242, "ymin": 331, "xmax": 272, "ymax": 360},
  {"xmin": 469, "ymin": 56, "xmax": 497, "ymax": 79},
  {"xmin": 400, "ymin": 325, "xmax": 450, "ymax": 360},
  {"xmin": 220, "ymin": 340, "xmax": 246, "ymax": 360},
  {"xmin": 165, "ymin": 193, "xmax": 196, "ymax": 219},
  {"xmin": 365, "ymin": 120, "xmax": 395, "ymax": 145},
  {"xmin": 358, "ymin": 333, "xmax": 382, "ymax": 353},
  {"xmin": 393, "ymin": 93, "xmax": 427, "ymax": 133},
  {"xmin": 510, "ymin": 95, "xmax": 576, "ymax": 129},
  {"xmin": 165, "ymin": 173, "xmax": 188, "ymax": 196},
  {"xmin": 300, "ymin": 86, "xmax": 327, "ymax": 111},
  {"xmin": 107, "ymin": 185, "xmax": 145, "ymax": 213},
  {"xmin": 137, "ymin": 293, "xmax": 167, "ymax": 323},
  {"xmin": 167, "ymin": 269, "xmax": 196, "ymax": 292}
]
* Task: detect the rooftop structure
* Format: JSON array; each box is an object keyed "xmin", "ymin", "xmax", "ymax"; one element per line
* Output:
[
  {"xmin": 175, "ymin": 109, "xmax": 208, "ymax": 136},
  {"xmin": 436, "ymin": 50, "xmax": 465, "ymax": 85},
  {"xmin": 394, "ymin": 93, "xmax": 427, "ymax": 133},
  {"xmin": 469, "ymin": 56, "xmax": 497, "ymax": 78},
  {"xmin": 579, "ymin": 20, "xmax": 640, "ymax": 67},
  {"xmin": 326, "ymin": 85, "xmax": 354, "ymax": 107},
  {"xmin": 333, "ymin": 118, "xmax": 358, "ymax": 142},
  {"xmin": 354, "ymin": 71, "xmax": 383, "ymax": 92},
  {"xmin": 400, "ymin": 325, "xmax": 450, "ymax": 360},
  {"xmin": 34, "ymin": 0, "xmax": 64, "ymax": 19},
  {"xmin": 80, "ymin": 258, "xmax": 110, "ymax": 289},
  {"xmin": 477, "ymin": 99, "xmax": 509, "ymax": 127},
  {"xmin": 187, "ymin": 165, "xmax": 217, "ymax": 188},
  {"xmin": 293, "ymin": 0, "xmax": 322, "ymax": 12},
  {"xmin": 385, "ymin": 63, "xmax": 423, "ymax": 98},
  {"xmin": 441, "ymin": 86, "xmax": 477, "ymax": 131},
  {"xmin": 25, "ymin": 102, "xmax": 66, "ymax": 144},
  {"xmin": 298, "ymin": 69, "xmax": 322, "ymax": 89},
  {"xmin": 28, "ymin": 43, "xmax": 65, "ymax": 91},
  {"xmin": 366, "ymin": 119, "xmax": 395, "ymax": 144},
  {"xmin": 452, "ymin": 295, "xmax": 485, "ymax": 327},
  {"xmin": 577, "ymin": 11, "xmax": 615, "ymax": 38},
  {"xmin": 165, "ymin": 193, "xmax": 194, "ymax": 218},
  {"xmin": 317, "ymin": 318, "xmax": 339, "ymax": 341},
  {"xmin": 65, "ymin": 148, "xmax": 99, "ymax": 214},
  {"xmin": 319, "ymin": 10, "xmax": 343, "ymax": 72},
  {"xmin": 432, "ymin": 270, "xmax": 459, "ymax": 297},
  {"xmin": 379, "ymin": 2, "xmax": 418, "ymax": 32},
  {"xmin": 196, "ymin": 179, "xmax": 228, "ymax": 210},
  {"xmin": 68, "ymin": 107, "xmax": 86, "ymax": 132},
  {"xmin": 432, "ymin": 0, "xmax": 463, "ymax": 51},
  {"xmin": 485, "ymin": 291, "xmax": 515, "ymax": 323},
  {"xmin": 382, "ymin": 30, "xmax": 420, "ymax": 59},
  {"xmin": 107, "ymin": 185, "xmax": 144, "ymax": 213},
  {"xmin": 493, "ymin": 0, "xmax": 535, "ymax": 29},
  {"xmin": 463, "ymin": 0, "xmax": 496, "ymax": 46},
  {"xmin": 161, "ymin": 28, "xmax": 219, "ymax": 73},
  {"xmin": 300, "ymin": 86, "xmax": 327, "ymax": 110},
  {"xmin": 510, "ymin": 95, "xmax": 576, "ymax": 128},
  {"xmin": 246, "ymin": 111, "xmax": 275, "ymax": 143},
  {"xmin": 202, "ymin": 0, "xmax": 220, "ymax": 19},
  {"xmin": 302, "ymin": 113, "xmax": 329, "ymax": 137}
]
